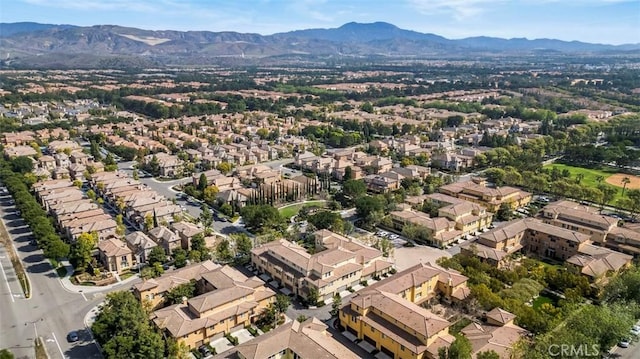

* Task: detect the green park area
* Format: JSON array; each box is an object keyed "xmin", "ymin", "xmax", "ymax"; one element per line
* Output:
[
  {"xmin": 278, "ymin": 200, "xmax": 327, "ymax": 219},
  {"xmin": 542, "ymin": 163, "xmax": 625, "ymax": 201}
]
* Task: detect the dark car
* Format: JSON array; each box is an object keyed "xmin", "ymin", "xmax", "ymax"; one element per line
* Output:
[
  {"xmin": 198, "ymin": 345, "xmax": 212, "ymax": 357},
  {"xmin": 67, "ymin": 331, "xmax": 80, "ymax": 342}
]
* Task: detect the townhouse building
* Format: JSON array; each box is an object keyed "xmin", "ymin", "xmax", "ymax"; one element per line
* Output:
[
  {"xmin": 439, "ymin": 181, "xmax": 531, "ymax": 212},
  {"xmin": 339, "ymin": 263, "xmax": 470, "ymax": 359},
  {"xmin": 150, "ymin": 265, "xmax": 276, "ymax": 349},
  {"xmin": 389, "ymin": 209, "xmax": 463, "ymax": 248},
  {"xmin": 251, "ymin": 230, "xmax": 393, "ymax": 302}
]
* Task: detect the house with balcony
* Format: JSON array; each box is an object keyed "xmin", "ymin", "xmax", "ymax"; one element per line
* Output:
[{"xmin": 439, "ymin": 182, "xmax": 531, "ymax": 212}]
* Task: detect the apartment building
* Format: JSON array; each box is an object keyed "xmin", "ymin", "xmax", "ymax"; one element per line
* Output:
[
  {"xmin": 439, "ymin": 182, "xmax": 531, "ymax": 212},
  {"xmin": 251, "ymin": 230, "xmax": 393, "ymax": 302},
  {"xmin": 461, "ymin": 218, "xmax": 632, "ymax": 281},
  {"xmin": 216, "ymin": 317, "xmax": 360, "ymax": 359},
  {"xmin": 540, "ymin": 200, "xmax": 618, "ymax": 242},
  {"xmin": 150, "ymin": 265, "xmax": 276, "ymax": 349},
  {"xmin": 339, "ymin": 263, "xmax": 470, "ymax": 359}
]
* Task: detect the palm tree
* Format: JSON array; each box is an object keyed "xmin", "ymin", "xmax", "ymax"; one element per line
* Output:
[{"xmin": 622, "ymin": 176, "xmax": 631, "ymax": 196}]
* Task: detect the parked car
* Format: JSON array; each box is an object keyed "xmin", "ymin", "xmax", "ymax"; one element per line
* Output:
[
  {"xmin": 198, "ymin": 345, "xmax": 212, "ymax": 357},
  {"xmin": 618, "ymin": 338, "xmax": 631, "ymax": 348},
  {"xmin": 67, "ymin": 331, "xmax": 79, "ymax": 342},
  {"xmin": 631, "ymin": 325, "xmax": 640, "ymax": 336}
]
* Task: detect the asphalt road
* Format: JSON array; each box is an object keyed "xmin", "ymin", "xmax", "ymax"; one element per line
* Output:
[{"xmin": 0, "ymin": 193, "xmax": 133, "ymax": 359}]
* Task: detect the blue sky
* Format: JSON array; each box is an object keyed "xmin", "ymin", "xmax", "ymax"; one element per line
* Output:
[{"xmin": 2, "ymin": 0, "xmax": 639, "ymax": 44}]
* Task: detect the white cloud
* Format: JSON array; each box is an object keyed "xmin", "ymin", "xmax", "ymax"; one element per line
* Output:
[{"xmin": 407, "ymin": 0, "xmax": 505, "ymax": 20}]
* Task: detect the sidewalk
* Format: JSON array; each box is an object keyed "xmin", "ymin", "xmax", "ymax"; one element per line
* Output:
[{"xmin": 58, "ymin": 260, "xmax": 141, "ymax": 294}]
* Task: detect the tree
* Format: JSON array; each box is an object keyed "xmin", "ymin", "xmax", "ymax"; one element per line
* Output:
[
  {"xmin": 598, "ymin": 184, "xmax": 617, "ymax": 207},
  {"xmin": 330, "ymin": 293, "xmax": 342, "ymax": 317},
  {"xmin": 306, "ymin": 286, "xmax": 320, "ymax": 306},
  {"xmin": 240, "ymin": 205, "xmax": 284, "ymax": 233},
  {"xmin": 216, "ymin": 162, "xmax": 233, "ymax": 174},
  {"xmin": 476, "ymin": 350, "xmax": 500, "ymax": 359},
  {"xmin": 0, "ymin": 349, "xmax": 14, "ymax": 359},
  {"xmin": 496, "ymin": 203, "xmax": 514, "ymax": 221},
  {"xmin": 173, "ymin": 249, "xmax": 188, "ymax": 268},
  {"xmin": 199, "ymin": 205, "xmax": 213, "ymax": 231},
  {"xmin": 144, "ymin": 213, "xmax": 154, "ymax": 231},
  {"xmin": 70, "ymin": 232, "xmax": 98, "ymax": 273},
  {"xmin": 132, "ymin": 169, "xmax": 139, "ymax": 180},
  {"xmin": 216, "ymin": 239, "xmax": 234, "ymax": 263},
  {"xmin": 342, "ymin": 179, "xmax": 367, "ymax": 198},
  {"xmin": 621, "ymin": 176, "xmax": 631, "ymax": 196},
  {"xmin": 307, "ymin": 211, "xmax": 344, "ymax": 232},
  {"xmin": 147, "ymin": 246, "xmax": 166, "ymax": 265},
  {"xmin": 232, "ymin": 233, "xmax": 253, "ymax": 264},
  {"xmin": 190, "ymin": 233, "xmax": 211, "ymax": 262},
  {"xmin": 343, "ymin": 166, "xmax": 353, "ymax": 181},
  {"xmin": 438, "ymin": 335, "xmax": 472, "ymax": 359},
  {"xmin": 11, "ymin": 156, "xmax": 34, "ymax": 174},
  {"xmin": 274, "ymin": 294, "xmax": 291, "ymax": 314},
  {"xmin": 198, "ymin": 173, "xmax": 208, "ymax": 191},
  {"xmin": 203, "ymin": 185, "xmax": 219, "ymax": 204},
  {"xmin": 165, "ymin": 280, "xmax": 197, "ymax": 305},
  {"xmin": 220, "ymin": 203, "xmax": 233, "ymax": 217},
  {"xmin": 92, "ymin": 291, "xmax": 164, "ymax": 359}
]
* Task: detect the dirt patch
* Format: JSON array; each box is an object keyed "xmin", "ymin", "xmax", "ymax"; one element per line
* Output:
[{"xmin": 606, "ymin": 173, "xmax": 640, "ymax": 189}]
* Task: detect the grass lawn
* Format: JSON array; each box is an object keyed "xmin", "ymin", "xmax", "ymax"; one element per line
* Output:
[
  {"xmin": 278, "ymin": 200, "xmax": 327, "ymax": 219},
  {"xmin": 543, "ymin": 163, "xmax": 623, "ymax": 201},
  {"xmin": 532, "ymin": 295, "xmax": 554, "ymax": 310}
]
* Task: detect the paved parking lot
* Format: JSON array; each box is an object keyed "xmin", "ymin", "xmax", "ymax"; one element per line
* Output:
[{"xmin": 393, "ymin": 245, "xmax": 451, "ymax": 271}]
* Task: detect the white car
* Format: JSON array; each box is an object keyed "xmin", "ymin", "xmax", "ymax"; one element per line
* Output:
[{"xmin": 631, "ymin": 325, "xmax": 640, "ymax": 336}]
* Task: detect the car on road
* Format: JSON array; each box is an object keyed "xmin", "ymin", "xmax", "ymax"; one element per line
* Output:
[
  {"xmin": 67, "ymin": 331, "xmax": 80, "ymax": 342},
  {"xmin": 618, "ymin": 338, "xmax": 631, "ymax": 348}
]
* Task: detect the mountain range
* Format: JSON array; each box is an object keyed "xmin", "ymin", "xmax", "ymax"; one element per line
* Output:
[{"xmin": 1, "ymin": 21, "xmax": 638, "ymax": 68}]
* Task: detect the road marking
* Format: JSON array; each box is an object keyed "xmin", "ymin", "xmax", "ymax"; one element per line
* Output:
[
  {"xmin": 81, "ymin": 292, "xmax": 87, "ymax": 301},
  {"xmin": 51, "ymin": 331, "xmax": 66, "ymax": 359},
  {"xmin": 0, "ymin": 254, "xmax": 15, "ymax": 303}
]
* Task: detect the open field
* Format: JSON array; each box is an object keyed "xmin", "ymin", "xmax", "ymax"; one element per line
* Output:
[
  {"xmin": 543, "ymin": 163, "xmax": 626, "ymax": 201},
  {"xmin": 606, "ymin": 173, "xmax": 640, "ymax": 190},
  {"xmin": 278, "ymin": 200, "xmax": 327, "ymax": 219}
]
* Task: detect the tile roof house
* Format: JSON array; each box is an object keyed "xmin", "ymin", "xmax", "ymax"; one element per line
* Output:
[
  {"xmin": 98, "ymin": 237, "xmax": 133, "ymax": 274},
  {"xmin": 460, "ymin": 308, "xmax": 529, "ymax": 358},
  {"xmin": 149, "ymin": 265, "xmax": 276, "ymax": 350},
  {"xmin": 125, "ymin": 231, "xmax": 158, "ymax": 265},
  {"xmin": 149, "ymin": 226, "xmax": 181, "ymax": 254},
  {"xmin": 216, "ymin": 317, "xmax": 360, "ymax": 359},
  {"xmin": 251, "ymin": 230, "xmax": 393, "ymax": 302}
]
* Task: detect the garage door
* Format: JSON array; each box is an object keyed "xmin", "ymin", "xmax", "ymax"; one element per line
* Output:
[
  {"xmin": 230, "ymin": 323, "xmax": 244, "ymax": 333},
  {"xmin": 364, "ymin": 335, "xmax": 376, "ymax": 347},
  {"xmin": 381, "ymin": 346, "xmax": 394, "ymax": 358}
]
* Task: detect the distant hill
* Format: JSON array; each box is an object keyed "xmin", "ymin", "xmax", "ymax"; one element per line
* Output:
[
  {"xmin": 0, "ymin": 22, "xmax": 77, "ymax": 37},
  {"xmin": 0, "ymin": 21, "xmax": 638, "ymax": 68}
]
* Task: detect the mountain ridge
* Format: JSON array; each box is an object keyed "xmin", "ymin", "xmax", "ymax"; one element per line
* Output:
[{"xmin": 1, "ymin": 21, "xmax": 638, "ymax": 68}]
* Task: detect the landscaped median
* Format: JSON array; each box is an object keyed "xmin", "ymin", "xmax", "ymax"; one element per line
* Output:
[{"xmin": 0, "ymin": 217, "xmax": 30, "ymax": 298}]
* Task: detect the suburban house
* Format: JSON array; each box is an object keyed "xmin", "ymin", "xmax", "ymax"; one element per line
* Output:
[
  {"xmin": 98, "ymin": 237, "xmax": 133, "ymax": 274},
  {"xmin": 171, "ymin": 221, "xmax": 204, "ymax": 251},
  {"xmin": 251, "ymin": 230, "xmax": 393, "ymax": 302},
  {"xmin": 148, "ymin": 226, "xmax": 181, "ymax": 255},
  {"xmin": 150, "ymin": 265, "xmax": 276, "ymax": 349},
  {"xmin": 339, "ymin": 263, "xmax": 470, "ymax": 359},
  {"xmin": 215, "ymin": 317, "xmax": 360, "ymax": 359},
  {"xmin": 125, "ymin": 231, "xmax": 158, "ymax": 265}
]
